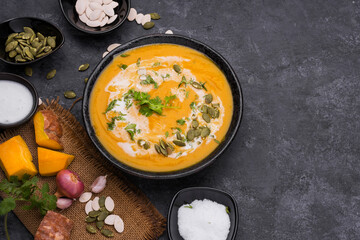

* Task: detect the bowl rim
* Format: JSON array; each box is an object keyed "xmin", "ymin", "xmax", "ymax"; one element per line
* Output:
[
  {"xmin": 0, "ymin": 16, "xmax": 65, "ymax": 66},
  {"xmin": 167, "ymin": 186, "xmax": 239, "ymax": 240},
  {"xmin": 58, "ymin": 0, "xmax": 131, "ymax": 35},
  {"xmin": 0, "ymin": 72, "xmax": 39, "ymax": 129},
  {"xmin": 82, "ymin": 34, "xmax": 243, "ymax": 179}
]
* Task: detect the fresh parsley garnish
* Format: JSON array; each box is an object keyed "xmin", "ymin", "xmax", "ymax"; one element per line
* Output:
[
  {"xmin": 176, "ymin": 119, "xmax": 186, "ymax": 125},
  {"xmin": 226, "ymin": 206, "xmax": 230, "ymax": 214},
  {"xmin": 190, "ymin": 102, "xmax": 196, "ymax": 110},
  {"xmin": 104, "ymin": 99, "xmax": 117, "ymax": 113},
  {"xmin": 136, "ymin": 58, "xmax": 141, "ymax": 67},
  {"xmin": 107, "ymin": 113, "xmax": 126, "ymax": 130},
  {"xmin": 125, "ymin": 123, "xmax": 137, "ymax": 140},
  {"xmin": 184, "ymin": 204, "xmax": 193, "ymax": 209},
  {"xmin": 164, "ymin": 94, "xmax": 177, "ymax": 106},
  {"xmin": 165, "ymin": 131, "xmax": 169, "ymax": 138},
  {"xmin": 118, "ymin": 64, "xmax": 128, "ymax": 70},
  {"xmin": 214, "ymin": 139, "xmax": 221, "ymax": 144},
  {"xmin": 140, "ymin": 75, "xmax": 158, "ymax": 89},
  {"xmin": 161, "ymin": 73, "xmax": 170, "ymax": 80},
  {"xmin": 178, "ymin": 76, "xmax": 188, "ymax": 88},
  {"xmin": 120, "ymin": 53, "xmax": 130, "ymax": 57},
  {"xmin": 152, "ymin": 62, "xmax": 161, "ymax": 67}
]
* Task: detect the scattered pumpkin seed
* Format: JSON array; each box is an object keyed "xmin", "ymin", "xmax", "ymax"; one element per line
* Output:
[
  {"xmin": 143, "ymin": 141, "xmax": 150, "ymax": 149},
  {"xmin": 5, "ymin": 41, "xmax": 18, "ymax": 52},
  {"xmin": 84, "ymin": 77, "xmax": 89, "ymax": 83},
  {"xmin": 99, "ymin": 196, "xmax": 106, "ymax": 208},
  {"xmin": 89, "ymin": 210, "xmax": 101, "ymax": 218},
  {"xmin": 97, "ymin": 211, "xmax": 109, "ymax": 221},
  {"xmin": 204, "ymin": 94, "xmax": 213, "ymax": 104},
  {"xmin": 214, "ymin": 108, "xmax": 220, "ymax": 118},
  {"xmin": 15, "ymin": 55, "xmax": 26, "ymax": 62},
  {"xmin": 86, "ymin": 225, "xmax": 97, "ymax": 234},
  {"xmin": 46, "ymin": 69, "xmax": 56, "ymax": 80},
  {"xmin": 160, "ymin": 146, "xmax": 168, "ymax": 156},
  {"xmin": 64, "ymin": 90, "xmax": 76, "ymax": 99},
  {"xmin": 173, "ymin": 140, "xmax": 186, "ymax": 147},
  {"xmin": 190, "ymin": 81, "xmax": 202, "ymax": 89},
  {"xmin": 176, "ymin": 132, "xmax": 183, "ymax": 140},
  {"xmin": 143, "ymin": 22, "xmax": 155, "ymax": 30},
  {"xmin": 47, "ymin": 37, "xmax": 56, "ymax": 48},
  {"xmin": 85, "ymin": 216, "xmax": 96, "ymax": 223},
  {"xmin": 200, "ymin": 104, "xmax": 208, "ymax": 113},
  {"xmin": 37, "ymin": 32, "xmax": 45, "ymax": 41},
  {"xmin": 79, "ymin": 63, "xmax": 90, "ymax": 71},
  {"xmin": 160, "ymin": 139, "xmax": 167, "ymax": 149},
  {"xmin": 173, "ymin": 64, "xmax": 181, "ymax": 74},
  {"xmin": 101, "ymin": 229, "xmax": 114, "ymax": 238},
  {"xmin": 24, "ymin": 66, "xmax": 33, "ymax": 77},
  {"xmin": 23, "ymin": 27, "xmax": 35, "ymax": 35},
  {"xmin": 5, "ymin": 33, "xmax": 18, "ymax": 45},
  {"xmin": 194, "ymin": 129, "xmax": 201, "ymax": 137},
  {"xmin": 202, "ymin": 113, "xmax": 211, "ymax": 123},
  {"xmin": 187, "ymin": 129, "xmax": 195, "ymax": 141},
  {"xmin": 201, "ymin": 127, "xmax": 211, "ymax": 138},
  {"xmin": 96, "ymin": 221, "xmax": 104, "ymax": 230},
  {"xmin": 167, "ymin": 143, "xmax": 175, "ymax": 151},
  {"xmin": 150, "ymin": 12, "xmax": 161, "ymax": 20},
  {"xmin": 208, "ymin": 107, "xmax": 216, "ymax": 118},
  {"xmin": 8, "ymin": 50, "xmax": 17, "ymax": 58}
]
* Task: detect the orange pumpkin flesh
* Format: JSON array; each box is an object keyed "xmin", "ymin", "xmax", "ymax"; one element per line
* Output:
[
  {"xmin": 38, "ymin": 147, "xmax": 74, "ymax": 176},
  {"xmin": 34, "ymin": 110, "xmax": 63, "ymax": 150}
]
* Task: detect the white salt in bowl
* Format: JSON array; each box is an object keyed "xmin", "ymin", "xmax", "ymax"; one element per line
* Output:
[{"xmin": 167, "ymin": 187, "xmax": 238, "ymax": 240}]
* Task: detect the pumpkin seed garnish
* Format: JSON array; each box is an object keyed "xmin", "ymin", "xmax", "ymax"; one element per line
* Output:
[
  {"xmin": 202, "ymin": 113, "xmax": 211, "ymax": 123},
  {"xmin": 204, "ymin": 94, "xmax": 213, "ymax": 104},
  {"xmin": 24, "ymin": 66, "xmax": 33, "ymax": 76},
  {"xmin": 46, "ymin": 69, "xmax": 56, "ymax": 80},
  {"xmin": 96, "ymin": 221, "xmax": 104, "ymax": 230},
  {"xmin": 143, "ymin": 21, "xmax": 155, "ymax": 30},
  {"xmin": 99, "ymin": 196, "xmax": 106, "ymax": 208},
  {"xmin": 97, "ymin": 211, "xmax": 109, "ymax": 221},
  {"xmin": 89, "ymin": 210, "xmax": 101, "ymax": 218},
  {"xmin": 5, "ymin": 41, "xmax": 18, "ymax": 52},
  {"xmin": 155, "ymin": 144, "xmax": 162, "ymax": 154},
  {"xmin": 86, "ymin": 225, "xmax": 97, "ymax": 234},
  {"xmin": 79, "ymin": 63, "xmax": 90, "ymax": 71},
  {"xmin": 84, "ymin": 77, "xmax": 89, "ymax": 83},
  {"xmin": 191, "ymin": 120, "xmax": 199, "ymax": 128},
  {"xmin": 201, "ymin": 127, "xmax": 211, "ymax": 138},
  {"xmin": 150, "ymin": 12, "xmax": 161, "ymax": 20},
  {"xmin": 176, "ymin": 132, "xmax": 183, "ymax": 141},
  {"xmin": 173, "ymin": 64, "xmax": 181, "ymax": 74},
  {"xmin": 190, "ymin": 81, "xmax": 202, "ymax": 89},
  {"xmin": 64, "ymin": 90, "xmax": 76, "ymax": 99},
  {"xmin": 47, "ymin": 37, "xmax": 56, "ymax": 48},
  {"xmin": 208, "ymin": 107, "xmax": 216, "ymax": 118},
  {"xmin": 160, "ymin": 146, "xmax": 168, "ymax": 156},
  {"xmin": 85, "ymin": 216, "xmax": 96, "ymax": 223},
  {"xmin": 194, "ymin": 129, "xmax": 201, "ymax": 137},
  {"xmin": 160, "ymin": 139, "xmax": 167, "ymax": 150},
  {"xmin": 187, "ymin": 129, "xmax": 195, "ymax": 141},
  {"xmin": 143, "ymin": 141, "xmax": 150, "ymax": 149},
  {"xmin": 173, "ymin": 140, "xmax": 186, "ymax": 147},
  {"xmin": 101, "ymin": 229, "xmax": 114, "ymax": 238}
]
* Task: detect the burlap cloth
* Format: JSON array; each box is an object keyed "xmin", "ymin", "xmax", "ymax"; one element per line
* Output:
[{"xmin": 0, "ymin": 99, "xmax": 166, "ymax": 239}]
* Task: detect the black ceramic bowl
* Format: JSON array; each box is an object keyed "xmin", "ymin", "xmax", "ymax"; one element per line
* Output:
[
  {"xmin": 59, "ymin": 0, "xmax": 130, "ymax": 34},
  {"xmin": 167, "ymin": 187, "xmax": 238, "ymax": 240},
  {"xmin": 0, "ymin": 17, "xmax": 64, "ymax": 65},
  {"xmin": 82, "ymin": 34, "xmax": 243, "ymax": 179},
  {"xmin": 0, "ymin": 72, "xmax": 39, "ymax": 129}
]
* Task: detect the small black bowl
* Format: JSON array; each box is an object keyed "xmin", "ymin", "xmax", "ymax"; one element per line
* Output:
[
  {"xmin": 0, "ymin": 17, "xmax": 65, "ymax": 65},
  {"xmin": 82, "ymin": 34, "xmax": 243, "ymax": 179},
  {"xmin": 167, "ymin": 187, "xmax": 239, "ymax": 240},
  {"xmin": 59, "ymin": 0, "xmax": 130, "ymax": 34},
  {"xmin": 0, "ymin": 72, "xmax": 39, "ymax": 129}
]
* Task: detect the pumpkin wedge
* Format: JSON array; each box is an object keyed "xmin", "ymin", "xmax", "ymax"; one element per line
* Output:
[
  {"xmin": 0, "ymin": 135, "xmax": 38, "ymax": 180},
  {"xmin": 38, "ymin": 147, "xmax": 74, "ymax": 176},
  {"xmin": 34, "ymin": 110, "xmax": 63, "ymax": 150}
]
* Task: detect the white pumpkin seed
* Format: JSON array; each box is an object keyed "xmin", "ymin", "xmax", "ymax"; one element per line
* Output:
[
  {"xmin": 102, "ymin": 0, "xmax": 112, "ymax": 4},
  {"xmin": 85, "ymin": 200, "xmax": 93, "ymax": 215},
  {"xmin": 75, "ymin": 0, "xmax": 88, "ymax": 15},
  {"xmin": 107, "ymin": 14, "xmax": 118, "ymax": 24},
  {"xmin": 108, "ymin": 1, "xmax": 118, "ymax": 8},
  {"xmin": 92, "ymin": 196, "xmax": 100, "ymax": 211},
  {"xmin": 85, "ymin": 7, "xmax": 93, "ymax": 18},
  {"xmin": 86, "ymin": 19, "xmax": 101, "ymax": 27},
  {"xmin": 105, "ymin": 196, "xmax": 114, "ymax": 212},
  {"xmin": 104, "ymin": 214, "xmax": 117, "ymax": 225},
  {"xmin": 90, "ymin": 0, "xmax": 102, "ymax": 3},
  {"xmin": 99, "ymin": 11, "xmax": 106, "ymax": 21},
  {"xmin": 165, "ymin": 30, "xmax": 173, "ymax": 34},
  {"xmin": 127, "ymin": 8, "xmax": 137, "ymax": 21},
  {"xmin": 89, "ymin": 9, "xmax": 102, "ymax": 20},
  {"xmin": 89, "ymin": 2, "xmax": 102, "ymax": 11},
  {"xmin": 102, "ymin": 51, "xmax": 109, "ymax": 58},
  {"xmin": 136, "ymin": 13, "xmax": 144, "ymax": 24},
  {"xmin": 100, "ymin": 16, "xmax": 109, "ymax": 27},
  {"xmin": 141, "ymin": 14, "xmax": 151, "ymax": 26},
  {"xmin": 114, "ymin": 215, "xmax": 124, "ymax": 233},
  {"xmin": 103, "ymin": 5, "xmax": 115, "ymax": 16},
  {"xmin": 79, "ymin": 13, "xmax": 89, "ymax": 23},
  {"xmin": 79, "ymin": 192, "xmax": 92, "ymax": 203},
  {"xmin": 137, "ymin": 68, "xmax": 146, "ymax": 75},
  {"xmin": 107, "ymin": 43, "xmax": 121, "ymax": 52}
]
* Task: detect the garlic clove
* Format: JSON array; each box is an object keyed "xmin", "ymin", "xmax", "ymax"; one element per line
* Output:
[
  {"xmin": 105, "ymin": 196, "xmax": 115, "ymax": 212},
  {"xmin": 104, "ymin": 214, "xmax": 117, "ymax": 225},
  {"xmin": 107, "ymin": 43, "xmax": 121, "ymax": 52},
  {"xmin": 165, "ymin": 30, "xmax": 173, "ymax": 34},
  {"xmin": 107, "ymin": 14, "xmax": 118, "ymax": 24},
  {"xmin": 92, "ymin": 196, "xmax": 100, "ymax": 211},
  {"xmin": 79, "ymin": 192, "xmax": 92, "ymax": 203},
  {"xmin": 136, "ymin": 13, "xmax": 144, "ymax": 24},
  {"xmin": 57, "ymin": 198, "xmax": 73, "ymax": 210},
  {"xmin": 91, "ymin": 175, "xmax": 108, "ymax": 193},
  {"xmin": 114, "ymin": 215, "xmax": 124, "ymax": 233},
  {"xmin": 141, "ymin": 14, "xmax": 151, "ymax": 26},
  {"xmin": 85, "ymin": 200, "xmax": 93, "ymax": 214},
  {"xmin": 127, "ymin": 8, "xmax": 137, "ymax": 21}
]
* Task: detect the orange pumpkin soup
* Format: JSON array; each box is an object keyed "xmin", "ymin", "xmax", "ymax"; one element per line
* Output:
[{"xmin": 90, "ymin": 44, "xmax": 233, "ymax": 172}]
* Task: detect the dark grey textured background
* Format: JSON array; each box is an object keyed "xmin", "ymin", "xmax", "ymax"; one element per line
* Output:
[{"xmin": 1, "ymin": 0, "xmax": 360, "ymax": 239}]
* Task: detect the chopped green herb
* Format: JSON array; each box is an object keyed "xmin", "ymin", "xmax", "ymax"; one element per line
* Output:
[
  {"xmin": 185, "ymin": 91, "xmax": 190, "ymax": 98},
  {"xmin": 152, "ymin": 62, "xmax": 161, "ymax": 67},
  {"xmin": 176, "ymin": 152, "xmax": 183, "ymax": 158},
  {"xmin": 165, "ymin": 131, "xmax": 169, "ymax": 138},
  {"xmin": 164, "ymin": 94, "xmax": 177, "ymax": 106},
  {"xmin": 120, "ymin": 53, "xmax": 130, "ymax": 57},
  {"xmin": 226, "ymin": 206, "xmax": 230, "ymax": 214},
  {"xmin": 190, "ymin": 102, "xmax": 196, "ymax": 110},
  {"xmin": 178, "ymin": 76, "xmax": 188, "ymax": 88},
  {"xmin": 214, "ymin": 139, "xmax": 221, "ymax": 144},
  {"xmin": 171, "ymin": 127, "xmax": 182, "ymax": 133},
  {"xmin": 184, "ymin": 204, "xmax": 193, "ymax": 209},
  {"xmin": 140, "ymin": 75, "xmax": 158, "ymax": 89},
  {"xmin": 201, "ymin": 81, "xmax": 208, "ymax": 91},
  {"xmin": 136, "ymin": 58, "xmax": 141, "ymax": 67},
  {"xmin": 104, "ymin": 99, "xmax": 117, "ymax": 113},
  {"xmin": 161, "ymin": 73, "xmax": 170, "ymax": 80},
  {"xmin": 118, "ymin": 64, "xmax": 128, "ymax": 70},
  {"xmin": 152, "ymin": 70, "xmax": 159, "ymax": 76},
  {"xmin": 176, "ymin": 119, "xmax": 186, "ymax": 125},
  {"xmin": 125, "ymin": 123, "xmax": 137, "ymax": 140},
  {"xmin": 107, "ymin": 114, "xmax": 126, "ymax": 130}
]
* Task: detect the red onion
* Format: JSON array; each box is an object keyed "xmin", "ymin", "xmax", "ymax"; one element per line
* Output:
[
  {"xmin": 56, "ymin": 198, "xmax": 73, "ymax": 210},
  {"xmin": 55, "ymin": 169, "xmax": 84, "ymax": 199}
]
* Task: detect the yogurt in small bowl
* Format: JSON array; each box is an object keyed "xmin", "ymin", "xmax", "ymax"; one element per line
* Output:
[{"xmin": 0, "ymin": 73, "xmax": 38, "ymax": 128}]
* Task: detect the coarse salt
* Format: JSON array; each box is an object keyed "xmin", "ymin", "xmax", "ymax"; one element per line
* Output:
[{"xmin": 178, "ymin": 199, "xmax": 231, "ymax": 240}]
